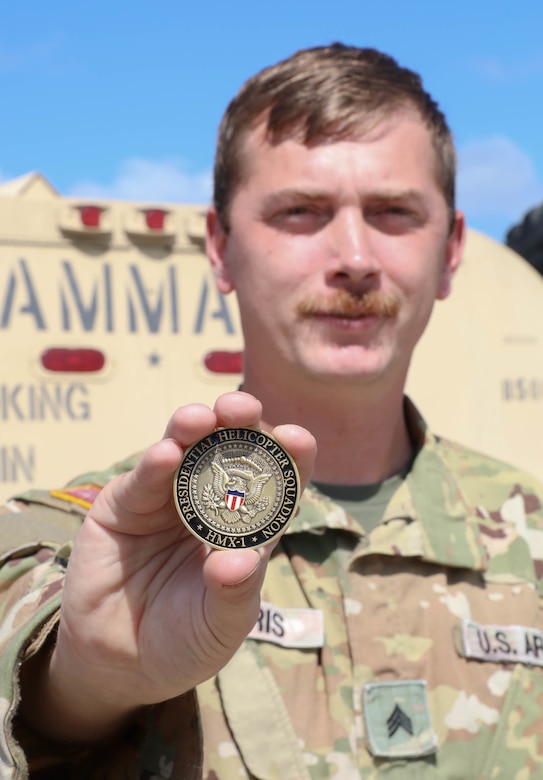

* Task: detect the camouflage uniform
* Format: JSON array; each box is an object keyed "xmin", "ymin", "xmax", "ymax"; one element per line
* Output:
[{"xmin": 1, "ymin": 400, "xmax": 543, "ymax": 778}]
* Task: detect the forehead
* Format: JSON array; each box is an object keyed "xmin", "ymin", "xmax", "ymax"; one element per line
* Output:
[{"xmin": 235, "ymin": 111, "xmax": 441, "ymax": 193}]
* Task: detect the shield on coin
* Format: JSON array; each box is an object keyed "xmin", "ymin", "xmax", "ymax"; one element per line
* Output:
[{"xmin": 225, "ymin": 488, "xmax": 245, "ymax": 511}]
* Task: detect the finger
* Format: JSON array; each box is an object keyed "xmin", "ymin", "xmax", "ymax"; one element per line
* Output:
[
  {"xmin": 85, "ymin": 444, "xmax": 183, "ymax": 533},
  {"xmin": 162, "ymin": 402, "xmax": 218, "ymax": 446},
  {"xmin": 202, "ymin": 547, "xmax": 270, "ymax": 647},
  {"xmin": 117, "ymin": 401, "xmax": 229, "ymax": 517},
  {"xmin": 163, "ymin": 391, "xmax": 263, "ymax": 447},
  {"xmin": 89, "ymin": 394, "xmax": 264, "ymax": 531},
  {"xmin": 213, "ymin": 391, "xmax": 263, "ymax": 428},
  {"xmin": 110, "ymin": 437, "xmax": 186, "ymax": 516},
  {"xmin": 204, "ymin": 548, "xmax": 264, "ymax": 590}
]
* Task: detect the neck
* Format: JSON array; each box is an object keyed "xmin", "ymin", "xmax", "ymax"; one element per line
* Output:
[{"xmin": 242, "ymin": 368, "xmax": 413, "ymax": 485}]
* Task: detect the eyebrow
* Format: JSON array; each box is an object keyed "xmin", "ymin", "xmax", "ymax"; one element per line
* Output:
[
  {"xmin": 260, "ymin": 186, "xmax": 429, "ymax": 212},
  {"xmin": 261, "ymin": 188, "xmax": 331, "ymax": 209},
  {"xmin": 366, "ymin": 188, "xmax": 428, "ymax": 205}
]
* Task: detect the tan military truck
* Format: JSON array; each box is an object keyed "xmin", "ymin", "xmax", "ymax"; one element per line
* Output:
[
  {"xmin": 0, "ymin": 172, "xmax": 542, "ymax": 502},
  {"xmin": 0, "ymin": 173, "xmax": 243, "ymax": 501},
  {"xmin": 406, "ymin": 228, "xmax": 543, "ymax": 479}
]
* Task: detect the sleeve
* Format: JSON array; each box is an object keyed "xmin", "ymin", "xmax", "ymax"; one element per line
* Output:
[
  {"xmin": 0, "ymin": 500, "xmax": 203, "ymax": 779},
  {"xmin": 0, "ymin": 519, "xmax": 72, "ymax": 778}
]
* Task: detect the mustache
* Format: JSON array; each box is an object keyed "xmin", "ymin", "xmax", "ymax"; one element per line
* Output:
[{"xmin": 297, "ymin": 288, "xmax": 400, "ymax": 319}]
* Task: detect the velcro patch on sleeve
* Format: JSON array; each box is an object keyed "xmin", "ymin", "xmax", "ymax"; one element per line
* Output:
[
  {"xmin": 49, "ymin": 484, "xmax": 102, "ymax": 510},
  {"xmin": 248, "ymin": 600, "xmax": 324, "ymax": 648},
  {"xmin": 455, "ymin": 619, "xmax": 543, "ymax": 667}
]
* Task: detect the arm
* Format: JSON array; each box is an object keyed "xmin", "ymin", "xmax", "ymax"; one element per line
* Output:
[{"xmin": 17, "ymin": 391, "xmax": 316, "ymax": 745}]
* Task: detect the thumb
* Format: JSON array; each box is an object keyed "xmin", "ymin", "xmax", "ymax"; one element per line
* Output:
[{"xmin": 202, "ymin": 547, "xmax": 271, "ymax": 645}]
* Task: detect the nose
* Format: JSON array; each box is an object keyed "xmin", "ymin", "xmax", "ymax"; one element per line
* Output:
[{"xmin": 325, "ymin": 208, "xmax": 379, "ymax": 286}]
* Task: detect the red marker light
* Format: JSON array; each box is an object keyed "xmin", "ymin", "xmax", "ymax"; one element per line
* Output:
[
  {"xmin": 144, "ymin": 209, "xmax": 167, "ymax": 231},
  {"xmin": 204, "ymin": 350, "xmax": 243, "ymax": 374},
  {"xmin": 79, "ymin": 206, "xmax": 103, "ymax": 228},
  {"xmin": 41, "ymin": 348, "xmax": 106, "ymax": 373}
]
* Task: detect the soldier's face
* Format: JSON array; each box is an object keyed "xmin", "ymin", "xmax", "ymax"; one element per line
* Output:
[{"xmin": 207, "ymin": 111, "xmax": 465, "ymax": 390}]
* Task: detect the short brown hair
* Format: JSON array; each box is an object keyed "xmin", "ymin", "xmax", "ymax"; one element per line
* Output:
[{"xmin": 213, "ymin": 43, "xmax": 456, "ymax": 231}]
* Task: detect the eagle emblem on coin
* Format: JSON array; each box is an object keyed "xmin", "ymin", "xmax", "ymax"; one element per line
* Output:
[
  {"xmin": 204, "ymin": 453, "xmax": 272, "ymax": 523},
  {"xmin": 173, "ymin": 428, "xmax": 300, "ymax": 550}
]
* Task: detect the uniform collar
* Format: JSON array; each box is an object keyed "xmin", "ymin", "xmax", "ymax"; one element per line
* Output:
[{"xmin": 288, "ymin": 397, "xmax": 489, "ymax": 572}]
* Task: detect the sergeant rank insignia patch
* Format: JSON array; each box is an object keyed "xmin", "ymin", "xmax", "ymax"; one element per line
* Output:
[
  {"xmin": 173, "ymin": 427, "xmax": 300, "ymax": 550},
  {"xmin": 363, "ymin": 680, "xmax": 437, "ymax": 758}
]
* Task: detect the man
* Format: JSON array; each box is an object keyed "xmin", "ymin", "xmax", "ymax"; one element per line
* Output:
[{"xmin": 2, "ymin": 43, "xmax": 543, "ymax": 779}]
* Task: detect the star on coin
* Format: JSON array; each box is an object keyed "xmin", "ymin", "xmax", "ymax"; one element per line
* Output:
[{"xmin": 173, "ymin": 427, "xmax": 300, "ymax": 550}]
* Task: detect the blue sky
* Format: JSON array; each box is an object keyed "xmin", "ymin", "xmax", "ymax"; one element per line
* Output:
[{"xmin": 1, "ymin": 0, "xmax": 542, "ymax": 242}]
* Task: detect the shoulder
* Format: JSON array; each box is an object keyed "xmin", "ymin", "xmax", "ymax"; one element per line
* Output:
[
  {"xmin": 410, "ymin": 427, "xmax": 543, "ymax": 589},
  {"xmin": 9, "ymin": 451, "xmax": 143, "ymax": 511},
  {"xmin": 407, "ymin": 397, "xmax": 542, "ymax": 512},
  {"xmin": 433, "ymin": 433, "xmax": 542, "ymax": 490},
  {"xmin": 432, "ymin": 434, "xmax": 543, "ymax": 523},
  {"xmin": 0, "ymin": 451, "xmax": 144, "ymax": 555}
]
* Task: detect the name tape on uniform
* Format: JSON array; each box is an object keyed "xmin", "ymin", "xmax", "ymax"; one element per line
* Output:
[
  {"xmin": 248, "ymin": 601, "xmax": 324, "ymax": 648},
  {"xmin": 457, "ymin": 618, "xmax": 543, "ymax": 666}
]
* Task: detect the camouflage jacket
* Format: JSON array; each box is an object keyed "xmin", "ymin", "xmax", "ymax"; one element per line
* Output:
[{"xmin": 1, "ymin": 401, "xmax": 543, "ymax": 778}]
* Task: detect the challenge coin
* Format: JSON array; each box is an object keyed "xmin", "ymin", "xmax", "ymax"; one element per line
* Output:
[{"xmin": 173, "ymin": 427, "xmax": 300, "ymax": 550}]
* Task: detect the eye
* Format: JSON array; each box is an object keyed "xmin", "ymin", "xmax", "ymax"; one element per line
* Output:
[
  {"xmin": 269, "ymin": 203, "xmax": 330, "ymax": 233},
  {"xmin": 385, "ymin": 206, "xmax": 410, "ymax": 215},
  {"xmin": 368, "ymin": 202, "xmax": 424, "ymax": 234},
  {"xmin": 281, "ymin": 204, "xmax": 321, "ymax": 219},
  {"xmin": 377, "ymin": 204, "xmax": 412, "ymax": 217}
]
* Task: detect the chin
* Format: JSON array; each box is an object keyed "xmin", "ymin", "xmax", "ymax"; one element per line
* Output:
[
  {"xmin": 302, "ymin": 360, "xmax": 388, "ymax": 385},
  {"xmin": 302, "ymin": 346, "xmax": 389, "ymax": 379}
]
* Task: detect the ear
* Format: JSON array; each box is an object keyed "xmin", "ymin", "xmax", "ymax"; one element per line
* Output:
[
  {"xmin": 206, "ymin": 206, "xmax": 235, "ymax": 294},
  {"xmin": 436, "ymin": 210, "xmax": 466, "ymax": 301}
]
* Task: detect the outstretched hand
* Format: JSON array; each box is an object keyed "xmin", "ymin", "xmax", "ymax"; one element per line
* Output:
[{"xmin": 22, "ymin": 391, "xmax": 316, "ymax": 743}]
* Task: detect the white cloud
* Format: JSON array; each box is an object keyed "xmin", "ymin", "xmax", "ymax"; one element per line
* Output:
[
  {"xmin": 472, "ymin": 53, "xmax": 543, "ymax": 83},
  {"xmin": 457, "ymin": 136, "xmax": 543, "ymax": 221},
  {"xmin": 0, "ymin": 36, "xmax": 61, "ymax": 73},
  {"xmin": 69, "ymin": 158, "xmax": 212, "ymax": 204}
]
